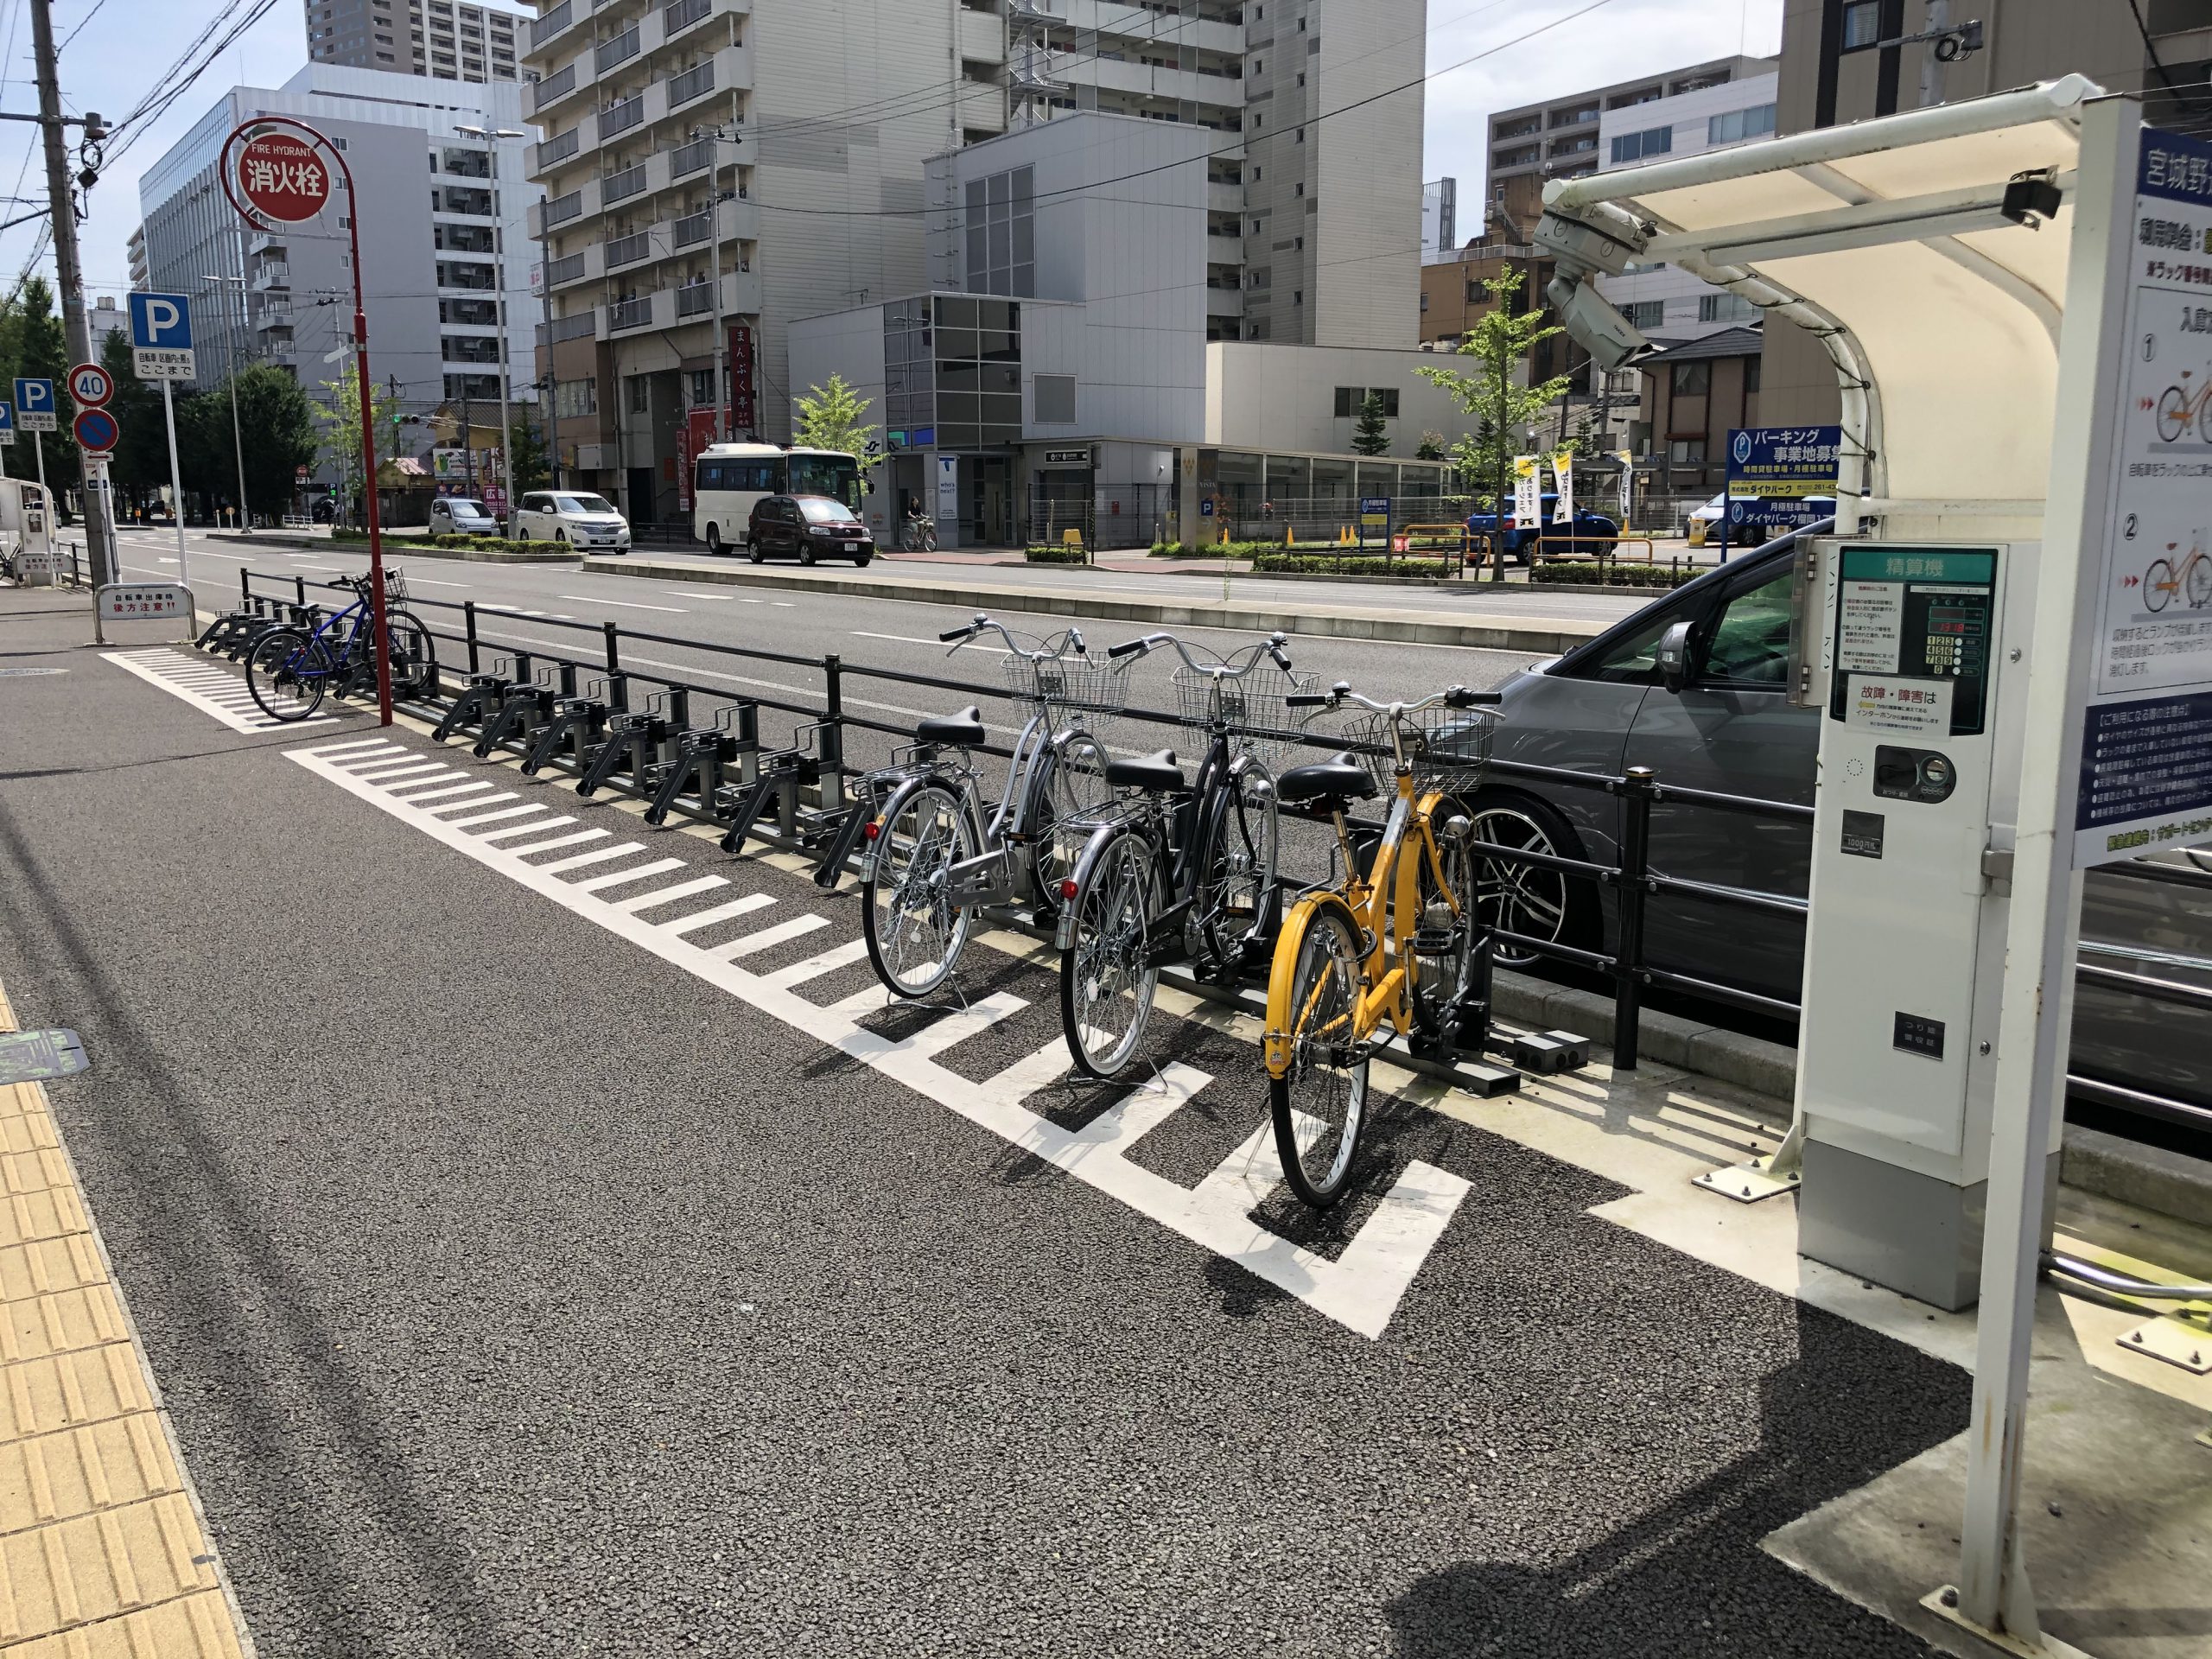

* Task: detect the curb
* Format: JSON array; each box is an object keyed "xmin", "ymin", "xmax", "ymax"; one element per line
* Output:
[
  {"xmin": 1495, "ymin": 970, "xmax": 2212, "ymax": 1224},
  {"xmin": 215, "ymin": 533, "xmax": 581, "ymax": 566},
  {"xmin": 582, "ymin": 555, "xmax": 1608, "ymax": 654}
]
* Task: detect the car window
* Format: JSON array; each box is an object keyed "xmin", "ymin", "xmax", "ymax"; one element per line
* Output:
[
  {"xmin": 522, "ymin": 494, "xmax": 550, "ymax": 512},
  {"xmin": 797, "ymin": 498, "xmax": 849, "ymax": 524},
  {"xmin": 557, "ymin": 494, "xmax": 616, "ymax": 514},
  {"xmin": 1579, "ymin": 608, "xmax": 1685, "ymax": 684},
  {"xmin": 1703, "ymin": 570, "xmax": 1796, "ymax": 686}
]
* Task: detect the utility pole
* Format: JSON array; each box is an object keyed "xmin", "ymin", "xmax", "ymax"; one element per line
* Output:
[
  {"xmin": 534, "ymin": 194, "xmax": 560, "ymax": 490},
  {"xmin": 30, "ymin": 0, "xmax": 111, "ymax": 587}
]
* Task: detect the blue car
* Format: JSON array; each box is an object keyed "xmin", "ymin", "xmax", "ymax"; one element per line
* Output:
[{"xmin": 1464, "ymin": 493, "xmax": 1619, "ymax": 563}]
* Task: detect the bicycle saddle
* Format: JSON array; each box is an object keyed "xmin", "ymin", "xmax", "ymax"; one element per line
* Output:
[
  {"xmin": 1276, "ymin": 752, "xmax": 1378, "ymax": 804},
  {"xmin": 1105, "ymin": 749, "xmax": 1186, "ymax": 793},
  {"xmin": 916, "ymin": 705, "xmax": 985, "ymax": 747}
]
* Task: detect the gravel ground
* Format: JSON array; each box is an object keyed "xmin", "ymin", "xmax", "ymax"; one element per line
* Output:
[{"xmin": 0, "ymin": 595, "xmax": 1964, "ymax": 1657}]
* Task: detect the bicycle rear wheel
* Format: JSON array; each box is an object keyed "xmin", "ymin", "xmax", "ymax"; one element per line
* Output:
[
  {"xmin": 1060, "ymin": 828, "xmax": 1160, "ymax": 1077},
  {"xmin": 385, "ymin": 608, "xmax": 438, "ymax": 699},
  {"xmin": 2187, "ymin": 557, "xmax": 2211, "ymax": 610},
  {"xmin": 245, "ymin": 628, "xmax": 332, "ymax": 721},
  {"xmin": 1408, "ymin": 816, "xmax": 1477, "ymax": 1053},
  {"xmin": 1197, "ymin": 758, "xmax": 1278, "ymax": 970},
  {"xmin": 861, "ymin": 783, "xmax": 975, "ymax": 999},
  {"xmin": 1028, "ymin": 728, "xmax": 1114, "ymax": 901},
  {"xmin": 1271, "ymin": 905, "xmax": 1370, "ymax": 1208}
]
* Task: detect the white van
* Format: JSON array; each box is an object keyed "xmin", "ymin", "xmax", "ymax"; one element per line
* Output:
[{"xmin": 516, "ymin": 491, "xmax": 632, "ymax": 552}]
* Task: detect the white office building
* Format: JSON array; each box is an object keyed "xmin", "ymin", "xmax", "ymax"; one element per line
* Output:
[
  {"xmin": 138, "ymin": 63, "xmax": 541, "ymax": 462},
  {"xmin": 795, "ymin": 113, "xmax": 1460, "ymax": 550}
]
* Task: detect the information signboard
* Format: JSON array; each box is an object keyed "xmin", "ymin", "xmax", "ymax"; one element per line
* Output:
[
  {"xmin": 1726, "ymin": 424, "xmax": 1841, "ymax": 534},
  {"xmin": 2074, "ymin": 124, "xmax": 2212, "ymax": 866},
  {"xmin": 96, "ymin": 583, "xmax": 190, "ymax": 621},
  {"xmin": 1357, "ymin": 496, "xmax": 1389, "ymax": 528}
]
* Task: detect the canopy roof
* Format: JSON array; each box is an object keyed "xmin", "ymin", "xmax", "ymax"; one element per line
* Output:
[{"xmin": 1545, "ymin": 76, "xmax": 2101, "ymax": 525}]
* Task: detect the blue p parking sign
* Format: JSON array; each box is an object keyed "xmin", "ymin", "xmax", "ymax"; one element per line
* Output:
[
  {"xmin": 12, "ymin": 378, "xmax": 54, "ymax": 432},
  {"xmin": 127, "ymin": 293, "xmax": 195, "ymax": 381}
]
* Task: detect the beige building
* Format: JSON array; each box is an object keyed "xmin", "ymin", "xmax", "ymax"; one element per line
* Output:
[
  {"xmin": 306, "ymin": 0, "xmax": 523, "ymax": 80},
  {"xmin": 1761, "ymin": 0, "xmax": 2212, "ymax": 424}
]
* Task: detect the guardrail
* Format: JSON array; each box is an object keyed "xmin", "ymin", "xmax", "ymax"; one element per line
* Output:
[
  {"xmin": 207, "ymin": 563, "xmax": 2212, "ymax": 1125},
  {"xmin": 1534, "ymin": 533, "xmax": 1657, "ymax": 563}
]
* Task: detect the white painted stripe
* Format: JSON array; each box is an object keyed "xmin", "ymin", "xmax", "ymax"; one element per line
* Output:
[
  {"xmin": 383, "ymin": 771, "xmax": 469, "ymax": 793},
  {"xmin": 495, "ymin": 825, "xmax": 602, "ymax": 853},
  {"xmin": 301, "ymin": 738, "xmax": 397, "ymax": 757},
  {"xmin": 532, "ymin": 842, "xmax": 645, "ymax": 876},
  {"xmin": 351, "ymin": 762, "xmax": 449, "ymax": 783},
  {"xmin": 327, "ymin": 750, "xmax": 412, "ymax": 770},
  {"xmin": 568, "ymin": 857, "xmax": 684, "ymax": 893},
  {"xmin": 425, "ymin": 791, "xmax": 516, "ymax": 816},
  {"xmin": 103, "ymin": 649, "xmax": 332, "ymax": 732},
  {"xmin": 607, "ymin": 874, "xmax": 728, "ymax": 914},
  {"xmin": 390, "ymin": 781, "xmax": 497, "ymax": 805},
  {"xmin": 443, "ymin": 804, "xmax": 543, "ymax": 830},
  {"xmin": 555, "ymin": 594, "xmax": 686, "ymax": 612},
  {"xmin": 291, "ymin": 751, "xmax": 1469, "ymax": 1341},
  {"xmin": 756, "ymin": 938, "xmax": 868, "ymax": 988},
  {"xmin": 657, "ymin": 893, "xmax": 773, "ymax": 935},
  {"xmin": 476, "ymin": 816, "xmax": 580, "ymax": 844},
  {"xmin": 702, "ymin": 914, "xmax": 825, "ymax": 960}
]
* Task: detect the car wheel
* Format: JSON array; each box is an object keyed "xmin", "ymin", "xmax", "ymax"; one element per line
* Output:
[
  {"xmin": 854, "ymin": 555, "xmax": 871, "ymax": 568},
  {"xmin": 747, "ymin": 539, "xmax": 764, "ymax": 564},
  {"xmin": 706, "ymin": 524, "xmax": 723, "ymax": 556},
  {"xmin": 1461, "ymin": 791, "xmax": 1598, "ymax": 972},
  {"xmin": 798, "ymin": 543, "xmax": 817, "ymax": 566}
]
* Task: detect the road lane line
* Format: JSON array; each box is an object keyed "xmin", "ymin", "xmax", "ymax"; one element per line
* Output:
[
  {"xmin": 556, "ymin": 594, "xmax": 687, "ymax": 613},
  {"xmin": 851, "ymin": 631, "xmax": 1011, "ymax": 655}
]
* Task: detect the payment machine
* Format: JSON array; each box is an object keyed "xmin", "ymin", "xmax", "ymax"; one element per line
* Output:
[
  {"xmin": 1793, "ymin": 539, "xmax": 2056, "ymax": 1310},
  {"xmin": 0, "ymin": 480, "xmax": 55, "ymax": 585}
]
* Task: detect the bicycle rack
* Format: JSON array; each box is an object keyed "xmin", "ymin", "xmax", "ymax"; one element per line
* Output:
[
  {"xmin": 521, "ymin": 672, "xmax": 610, "ymax": 777},
  {"xmin": 433, "ymin": 658, "xmax": 518, "ymax": 743},
  {"xmin": 645, "ymin": 696, "xmax": 758, "ymax": 827},
  {"xmin": 577, "ymin": 691, "xmax": 671, "ymax": 799},
  {"xmin": 718, "ymin": 721, "xmax": 836, "ymax": 856},
  {"xmin": 472, "ymin": 655, "xmax": 558, "ymax": 758}
]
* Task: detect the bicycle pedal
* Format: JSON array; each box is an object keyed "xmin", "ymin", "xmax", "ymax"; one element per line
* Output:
[{"xmin": 1412, "ymin": 927, "xmax": 1458, "ymax": 956}]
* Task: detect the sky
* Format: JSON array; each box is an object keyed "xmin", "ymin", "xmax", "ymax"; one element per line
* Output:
[{"xmin": 9, "ymin": 0, "xmax": 1783, "ymax": 308}]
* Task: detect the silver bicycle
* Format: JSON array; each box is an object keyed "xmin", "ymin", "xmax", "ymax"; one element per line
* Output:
[{"xmin": 814, "ymin": 613, "xmax": 1128, "ymax": 1000}]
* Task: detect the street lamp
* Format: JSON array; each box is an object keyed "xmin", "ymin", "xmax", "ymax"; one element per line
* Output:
[
  {"xmin": 200, "ymin": 262, "xmax": 254, "ymax": 529},
  {"xmin": 454, "ymin": 124, "xmax": 526, "ymax": 530}
]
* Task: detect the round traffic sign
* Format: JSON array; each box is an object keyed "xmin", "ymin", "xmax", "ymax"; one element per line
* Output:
[
  {"xmin": 233, "ymin": 132, "xmax": 334, "ymax": 226},
  {"xmin": 67, "ymin": 363, "xmax": 111, "ymax": 407},
  {"xmin": 73, "ymin": 408, "xmax": 118, "ymax": 454}
]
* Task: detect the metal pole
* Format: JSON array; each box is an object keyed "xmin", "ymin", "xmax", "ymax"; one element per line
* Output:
[
  {"xmin": 228, "ymin": 342, "xmax": 248, "ymax": 529},
  {"xmin": 489, "ymin": 139, "xmax": 514, "ymax": 531},
  {"xmin": 710, "ymin": 134, "xmax": 728, "ymax": 442},
  {"xmin": 534, "ymin": 178, "xmax": 561, "ymax": 491},
  {"xmin": 159, "ymin": 378, "xmax": 192, "ymax": 597},
  {"xmin": 29, "ymin": 0, "xmax": 111, "ymax": 589},
  {"xmin": 32, "ymin": 429, "xmax": 44, "ymax": 507}
]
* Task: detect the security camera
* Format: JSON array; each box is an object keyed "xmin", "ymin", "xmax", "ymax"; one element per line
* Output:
[
  {"xmin": 1535, "ymin": 200, "xmax": 1651, "ymax": 279},
  {"xmin": 1548, "ymin": 275, "xmax": 1658, "ymax": 372}
]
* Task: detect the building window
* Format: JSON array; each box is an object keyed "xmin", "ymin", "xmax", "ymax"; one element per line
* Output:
[
  {"xmin": 1841, "ymin": 0, "xmax": 1884, "ymax": 49},
  {"xmin": 1624, "ymin": 300, "xmax": 1665, "ymax": 329},
  {"xmin": 1697, "ymin": 292, "xmax": 1758, "ymax": 325},
  {"xmin": 1667, "ymin": 438, "xmax": 1707, "ymax": 466},
  {"xmin": 1708, "ymin": 105, "xmax": 1777, "ymax": 145},
  {"xmin": 962, "ymin": 165, "xmax": 1034, "ymax": 297},
  {"xmin": 1669, "ymin": 360, "xmax": 1711, "ymax": 397},
  {"xmin": 627, "ymin": 376, "xmax": 652, "ymax": 414},
  {"xmin": 1608, "ymin": 124, "xmax": 1673, "ymax": 166},
  {"xmin": 1745, "ymin": 353, "xmax": 1762, "ymax": 394},
  {"xmin": 689, "ymin": 369, "xmax": 714, "ymax": 406},
  {"xmin": 1332, "ymin": 387, "xmax": 1398, "ymax": 417},
  {"xmin": 1033, "ymin": 373, "xmax": 1075, "ymax": 424},
  {"xmin": 555, "ymin": 378, "xmax": 596, "ymax": 417}
]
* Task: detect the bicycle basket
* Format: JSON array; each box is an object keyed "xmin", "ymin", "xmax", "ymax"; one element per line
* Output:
[
  {"xmin": 1003, "ymin": 652, "xmax": 1130, "ymax": 715},
  {"xmin": 1173, "ymin": 662, "xmax": 1319, "ymax": 762},
  {"xmin": 1344, "ymin": 705, "xmax": 1500, "ymax": 795}
]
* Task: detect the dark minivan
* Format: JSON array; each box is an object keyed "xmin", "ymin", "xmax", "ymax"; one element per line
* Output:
[{"xmin": 745, "ymin": 494, "xmax": 874, "ymax": 566}]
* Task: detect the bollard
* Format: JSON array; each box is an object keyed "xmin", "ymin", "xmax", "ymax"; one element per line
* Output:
[
  {"xmin": 820, "ymin": 653, "xmax": 847, "ymax": 811},
  {"xmin": 238, "ymin": 567, "xmax": 251, "ymax": 605},
  {"xmin": 464, "ymin": 601, "xmax": 480, "ymax": 674},
  {"xmin": 559, "ymin": 660, "xmax": 577, "ymax": 697},
  {"xmin": 1613, "ymin": 766, "xmax": 1656, "ymax": 1071},
  {"xmin": 294, "ymin": 575, "xmax": 307, "ymax": 607}
]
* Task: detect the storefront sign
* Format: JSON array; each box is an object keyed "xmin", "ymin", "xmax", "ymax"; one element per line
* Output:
[
  {"xmin": 1040, "ymin": 448, "xmax": 1091, "ymax": 468},
  {"xmin": 729, "ymin": 325, "xmax": 757, "ymax": 435}
]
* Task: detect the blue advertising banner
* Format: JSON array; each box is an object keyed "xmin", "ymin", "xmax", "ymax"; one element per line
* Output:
[{"xmin": 1726, "ymin": 424, "xmax": 1841, "ymax": 536}]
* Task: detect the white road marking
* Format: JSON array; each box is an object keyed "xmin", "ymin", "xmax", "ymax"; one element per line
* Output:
[
  {"xmin": 533, "ymin": 842, "xmax": 645, "ymax": 876},
  {"xmin": 771, "ymin": 601, "xmax": 796, "ymax": 607},
  {"xmin": 410, "ymin": 577, "xmax": 470, "ymax": 588},
  {"xmin": 441, "ymin": 802, "xmax": 539, "ymax": 829},
  {"xmin": 658, "ymin": 893, "xmax": 773, "ymax": 934},
  {"xmin": 498, "ymin": 826, "xmax": 601, "ymax": 854},
  {"xmin": 608, "ymin": 874, "xmax": 728, "ymax": 913},
  {"xmin": 556, "ymin": 594, "xmax": 687, "ymax": 613},
  {"xmin": 569, "ymin": 857, "xmax": 684, "ymax": 893},
  {"xmin": 851, "ymin": 631, "xmax": 1011, "ymax": 656},
  {"xmin": 389, "ymin": 781, "xmax": 498, "ymax": 805},
  {"xmin": 103, "ymin": 649, "xmax": 333, "ymax": 731},
  {"xmin": 476, "ymin": 816, "xmax": 580, "ymax": 843},
  {"xmin": 294, "ymin": 746, "xmax": 1471, "ymax": 1338},
  {"xmin": 305, "ymin": 738, "xmax": 395, "ymax": 757},
  {"xmin": 667, "ymin": 589, "xmax": 751, "ymax": 601}
]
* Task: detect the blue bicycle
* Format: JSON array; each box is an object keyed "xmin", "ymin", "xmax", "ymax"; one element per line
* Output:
[{"xmin": 244, "ymin": 571, "xmax": 436, "ymax": 721}]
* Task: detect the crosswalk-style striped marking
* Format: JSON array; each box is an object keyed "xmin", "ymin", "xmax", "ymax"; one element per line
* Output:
[
  {"xmin": 105, "ymin": 648, "xmax": 335, "ymax": 732},
  {"xmin": 289, "ymin": 737, "xmax": 1471, "ymax": 1339}
]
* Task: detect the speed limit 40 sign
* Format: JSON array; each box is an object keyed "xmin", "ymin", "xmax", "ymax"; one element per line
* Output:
[{"xmin": 67, "ymin": 363, "xmax": 112, "ymax": 406}]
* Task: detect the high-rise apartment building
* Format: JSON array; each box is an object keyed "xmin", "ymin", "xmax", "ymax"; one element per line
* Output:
[
  {"xmin": 1761, "ymin": 0, "xmax": 2212, "ymax": 423},
  {"xmin": 140, "ymin": 66, "xmax": 541, "ymax": 486},
  {"xmin": 307, "ymin": 0, "xmax": 522, "ymax": 81}
]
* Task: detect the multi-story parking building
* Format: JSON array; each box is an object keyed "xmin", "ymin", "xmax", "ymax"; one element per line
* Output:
[
  {"xmin": 307, "ymin": 0, "xmax": 524, "ymax": 81},
  {"xmin": 523, "ymin": 0, "xmax": 1426, "ymax": 520},
  {"xmin": 139, "ymin": 65, "xmax": 541, "ymax": 492}
]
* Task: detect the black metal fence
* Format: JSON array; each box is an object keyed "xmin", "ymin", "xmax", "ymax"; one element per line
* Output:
[{"xmin": 207, "ymin": 563, "xmax": 2212, "ymax": 1122}]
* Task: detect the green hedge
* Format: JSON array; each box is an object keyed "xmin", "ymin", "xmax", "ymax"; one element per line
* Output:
[
  {"xmin": 1249, "ymin": 554, "xmax": 1447, "ymax": 578},
  {"xmin": 1024, "ymin": 544, "xmax": 1090, "ymax": 563},
  {"xmin": 1533, "ymin": 560, "xmax": 1693, "ymax": 588},
  {"xmin": 333, "ymin": 528, "xmax": 546, "ymax": 555},
  {"xmin": 1148, "ymin": 539, "xmax": 1347, "ymax": 558}
]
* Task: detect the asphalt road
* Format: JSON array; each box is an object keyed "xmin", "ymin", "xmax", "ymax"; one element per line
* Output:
[{"xmin": 0, "ymin": 590, "xmax": 1972, "ymax": 1656}]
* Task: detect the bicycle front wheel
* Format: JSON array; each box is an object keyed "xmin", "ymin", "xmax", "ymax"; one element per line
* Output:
[
  {"xmin": 1028, "ymin": 728, "xmax": 1115, "ymax": 900},
  {"xmin": 1271, "ymin": 905, "xmax": 1371, "ymax": 1208},
  {"xmin": 245, "ymin": 627, "xmax": 333, "ymax": 721},
  {"xmin": 861, "ymin": 783, "xmax": 975, "ymax": 999},
  {"xmin": 385, "ymin": 608, "xmax": 438, "ymax": 699},
  {"xmin": 1408, "ymin": 813, "xmax": 1477, "ymax": 1053},
  {"xmin": 2188, "ymin": 557, "xmax": 2212, "ymax": 611},
  {"xmin": 2146, "ymin": 559, "xmax": 2176, "ymax": 613},
  {"xmin": 1060, "ymin": 828, "xmax": 1161, "ymax": 1077},
  {"xmin": 1197, "ymin": 757, "xmax": 1278, "ymax": 969},
  {"xmin": 2158, "ymin": 385, "xmax": 2190, "ymax": 443}
]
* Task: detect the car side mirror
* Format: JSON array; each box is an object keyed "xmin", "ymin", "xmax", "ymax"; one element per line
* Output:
[{"xmin": 1656, "ymin": 619, "xmax": 1694, "ymax": 695}]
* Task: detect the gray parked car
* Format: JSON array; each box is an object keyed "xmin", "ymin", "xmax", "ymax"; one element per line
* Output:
[{"xmin": 1471, "ymin": 534, "xmax": 2212, "ymax": 1122}]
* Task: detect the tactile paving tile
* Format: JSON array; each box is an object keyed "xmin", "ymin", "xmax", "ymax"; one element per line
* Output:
[
  {"xmin": 0, "ymin": 1587, "xmax": 241, "ymax": 1657},
  {"xmin": 0, "ymin": 1416, "xmax": 181, "ymax": 1535},
  {"xmin": 0, "ymin": 1495, "xmax": 223, "ymax": 1641}
]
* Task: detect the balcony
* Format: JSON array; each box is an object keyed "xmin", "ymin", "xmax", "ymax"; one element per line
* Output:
[
  {"xmin": 597, "ymin": 92, "xmax": 645, "ymax": 141},
  {"xmin": 545, "ymin": 309, "xmax": 598, "ymax": 343},
  {"xmin": 602, "ymin": 159, "xmax": 650, "ymax": 204},
  {"xmin": 438, "ymin": 263, "xmax": 498, "ymax": 292},
  {"xmin": 604, "ymin": 228, "xmax": 654, "ymax": 268},
  {"xmin": 609, "ymin": 294, "xmax": 654, "ymax": 331},
  {"xmin": 672, "ymin": 207, "xmax": 711, "ymax": 249},
  {"xmin": 532, "ymin": 127, "xmax": 581, "ymax": 173},
  {"xmin": 666, "ymin": 59, "xmax": 714, "ymax": 108},
  {"xmin": 529, "ymin": 0, "xmax": 575, "ymax": 49},
  {"xmin": 437, "ymin": 186, "xmax": 496, "ymax": 216},
  {"xmin": 543, "ymin": 188, "xmax": 585, "ymax": 229},
  {"xmin": 957, "ymin": 80, "xmax": 1005, "ymax": 133},
  {"xmin": 675, "ymin": 281, "xmax": 715, "ymax": 317},
  {"xmin": 251, "ymin": 303, "xmax": 294, "ymax": 331},
  {"xmin": 251, "ymin": 263, "xmax": 290, "ymax": 291},
  {"xmin": 531, "ymin": 60, "xmax": 577, "ymax": 111},
  {"xmin": 544, "ymin": 251, "xmax": 588, "ymax": 287},
  {"xmin": 595, "ymin": 22, "xmax": 639, "ymax": 73},
  {"xmin": 664, "ymin": 0, "xmax": 711, "ymax": 37},
  {"xmin": 671, "ymin": 132, "xmax": 720, "ymax": 178},
  {"xmin": 957, "ymin": 3, "xmax": 1004, "ymax": 62},
  {"xmin": 1207, "ymin": 180, "xmax": 1243, "ymax": 214},
  {"xmin": 247, "ymin": 230, "xmax": 285, "ymax": 257}
]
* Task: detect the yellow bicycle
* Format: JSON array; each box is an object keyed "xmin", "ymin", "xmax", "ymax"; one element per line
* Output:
[{"xmin": 1262, "ymin": 683, "xmax": 1503, "ymax": 1207}]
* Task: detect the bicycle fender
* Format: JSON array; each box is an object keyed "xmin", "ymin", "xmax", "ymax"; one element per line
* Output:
[
  {"xmin": 1052, "ymin": 817, "xmax": 1148, "ymax": 952},
  {"xmin": 1262, "ymin": 892, "xmax": 1361, "ymax": 1079}
]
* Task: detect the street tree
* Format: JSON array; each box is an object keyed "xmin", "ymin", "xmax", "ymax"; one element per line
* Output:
[
  {"xmin": 792, "ymin": 374, "xmax": 882, "ymax": 475},
  {"xmin": 315, "ymin": 364, "xmax": 403, "ymax": 521},
  {"xmin": 186, "ymin": 365, "xmax": 318, "ymax": 521},
  {"xmin": 1350, "ymin": 391, "xmax": 1392, "ymax": 456},
  {"xmin": 0, "ymin": 278, "xmax": 76, "ymax": 497},
  {"xmin": 507, "ymin": 411, "xmax": 550, "ymax": 494},
  {"xmin": 1414, "ymin": 268, "xmax": 1571, "ymax": 512}
]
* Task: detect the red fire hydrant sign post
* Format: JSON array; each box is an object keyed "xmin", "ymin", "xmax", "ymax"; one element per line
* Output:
[{"xmin": 219, "ymin": 118, "xmax": 394, "ymax": 726}]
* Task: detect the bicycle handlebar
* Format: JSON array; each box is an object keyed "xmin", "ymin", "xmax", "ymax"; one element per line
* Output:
[
  {"xmin": 940, "ymin": 612, "xmax": 1088, "ymax": 664},
  {"xmin": 1107, "ymin": 628, "xmax": 1292, "ymax": 678},
  {"xmin": 1302, "ymin": 683, "xmax": 1503, "ymax": 718}
]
